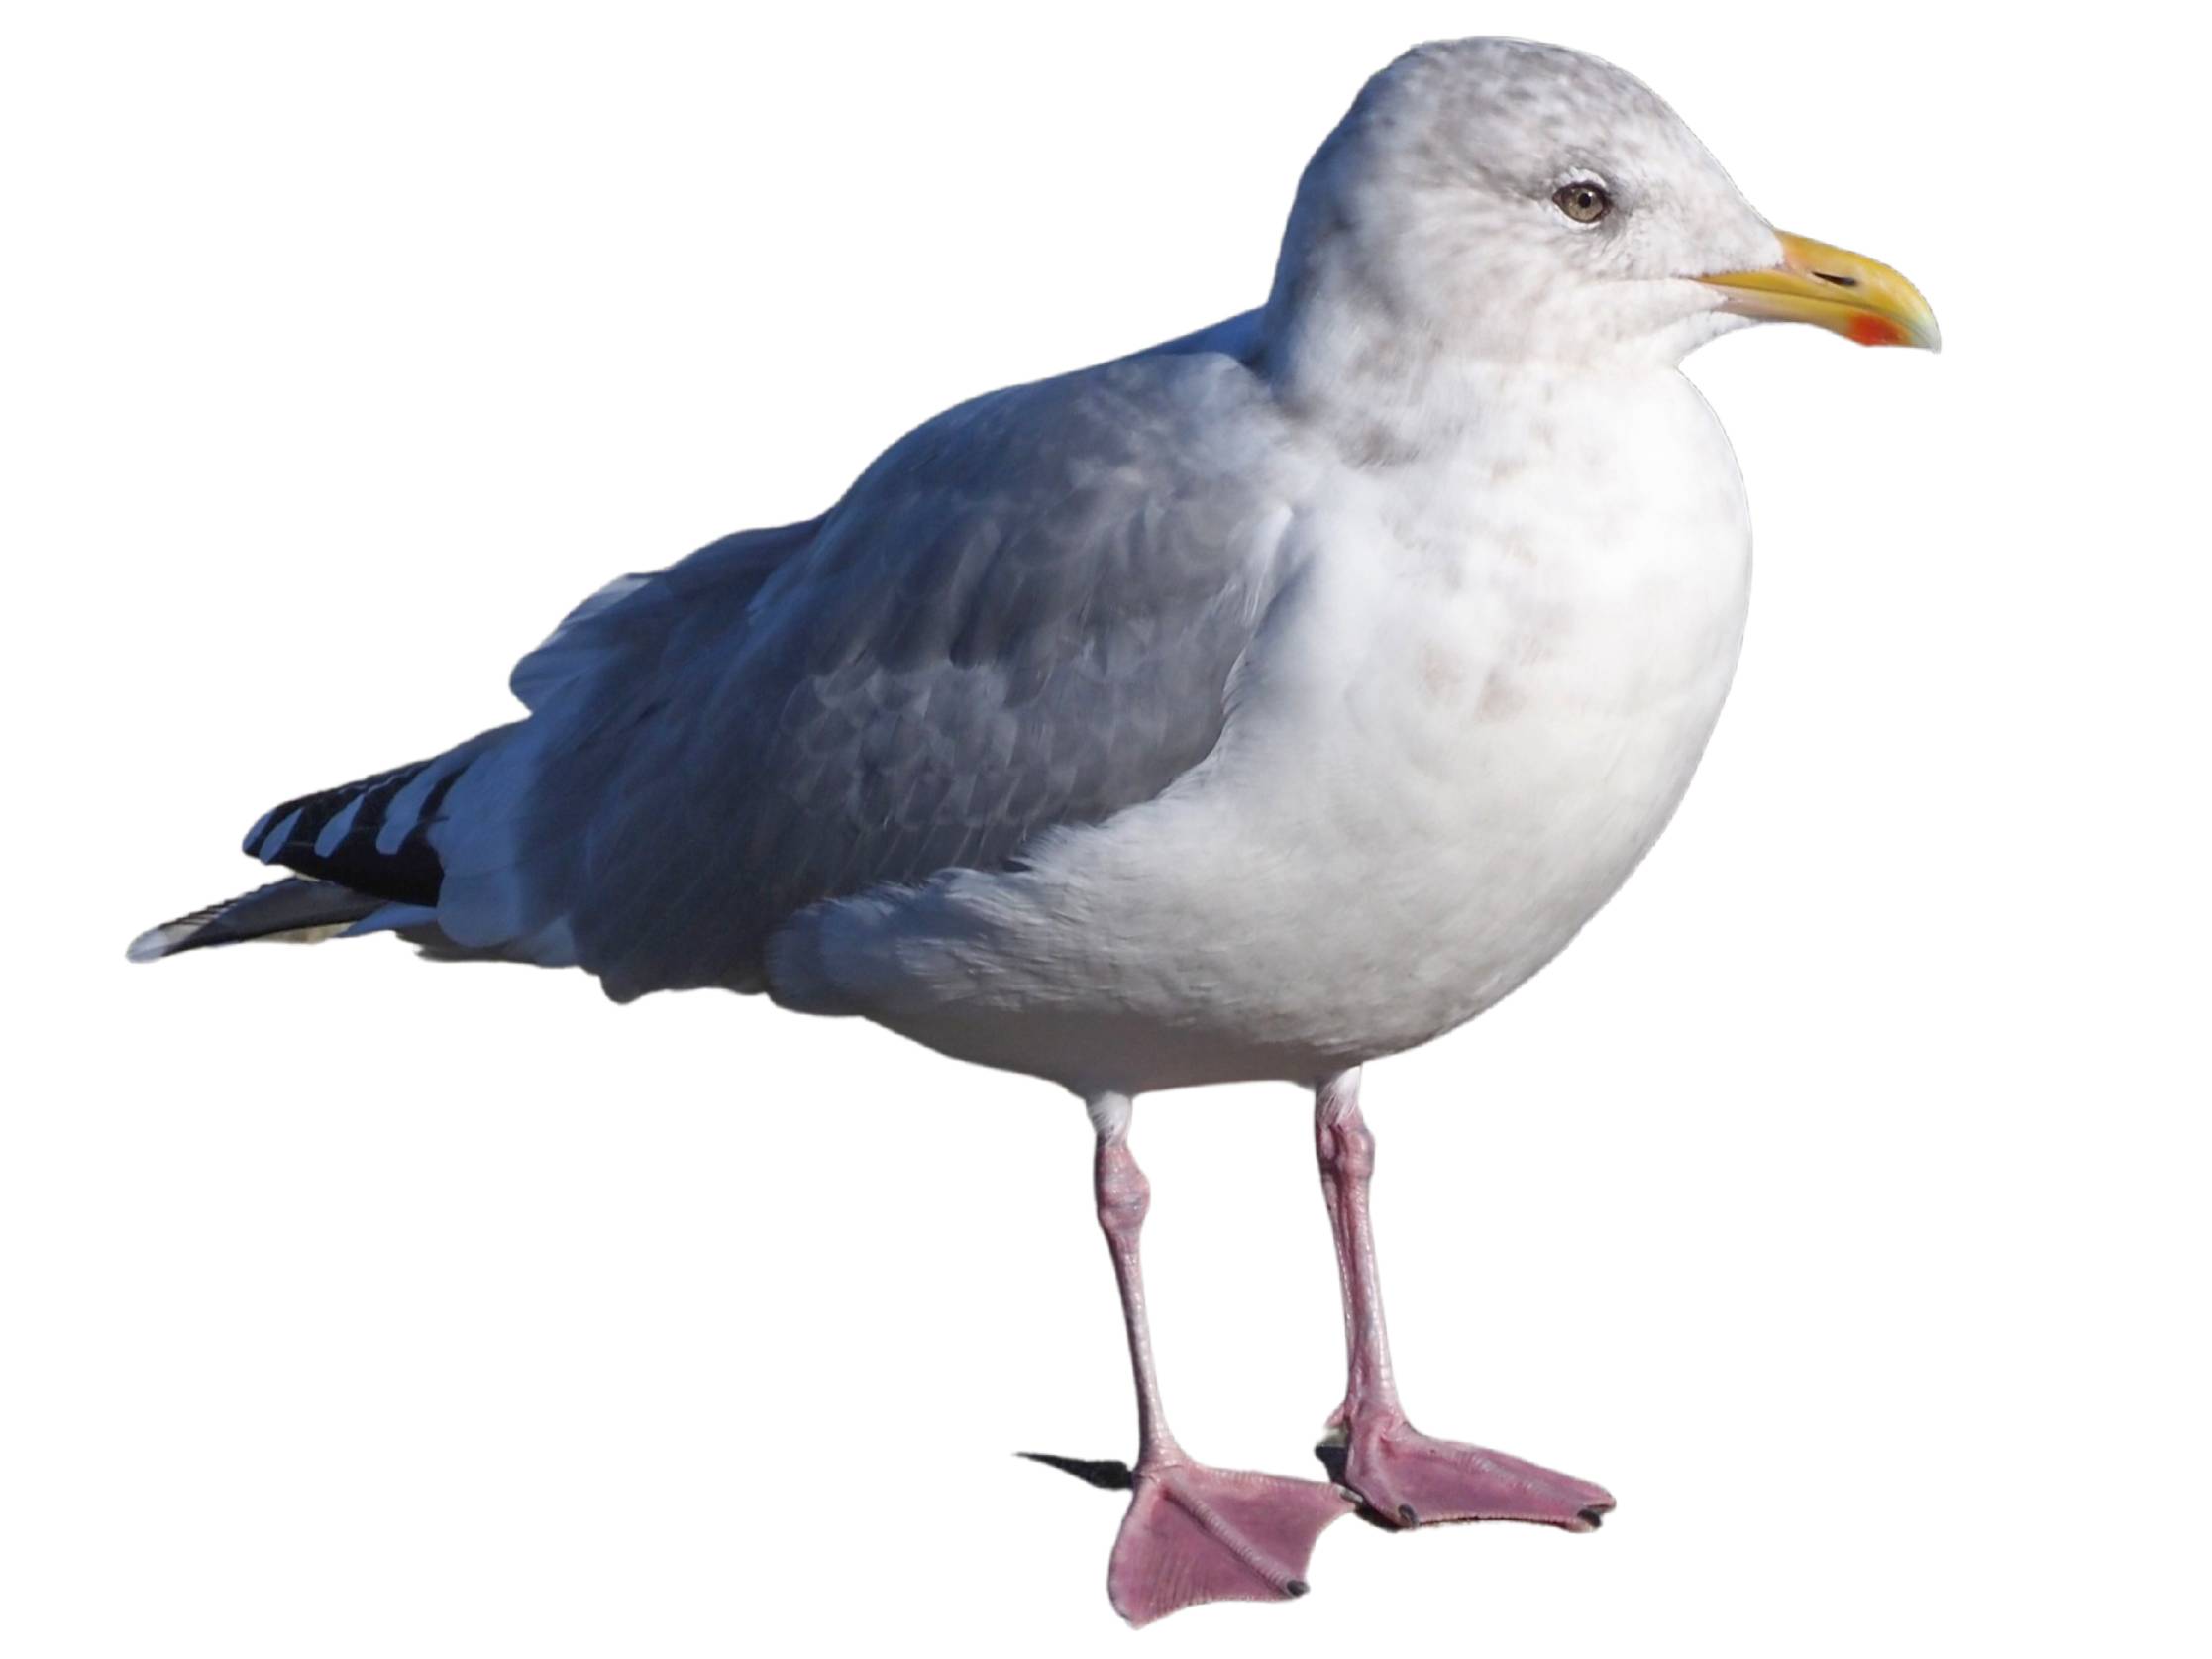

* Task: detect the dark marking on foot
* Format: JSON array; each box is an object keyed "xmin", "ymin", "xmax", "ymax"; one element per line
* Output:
[
  {"xmin": 1016, "ymin": 1451, "xmax": 1134, "ymax": 1491},
  {"xmin": 1397, "ymin": 1503, "xmax": 1419, "ymax": 1526},
  {"xmin": 1579, "ymin": 1506, "xmax": 1608, "ymax": 1529},
  {"xmin": 1285, "ymin": 1580, "xmax": 1310, "ymax": 1598}
]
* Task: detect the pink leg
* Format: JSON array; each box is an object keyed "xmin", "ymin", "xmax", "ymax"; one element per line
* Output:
[
  {"xmin": 1089, "ymin": 1095, "xmax": 1349, "ymax": 1626},
  {"xmin": 1314, "ymin": 1069, "xmax": 1616, "ymax": 1531}
]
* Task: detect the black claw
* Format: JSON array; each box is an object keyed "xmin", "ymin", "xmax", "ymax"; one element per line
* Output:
[
  {"xmin": 1015, "ymin": 1452, "xmax": 1134, "ymax": 1491},
  {"xmin": 1285, "ymin": 1580, "xmax": 1310, "ymax": 1598},
  {"xmin": 1397, "ymin": 1503, "xmax": 1420, "ymax": 1527},
  {"xmin": 1578, "ymin": 1506, "xmax": 1607, "ymax": 1529}
]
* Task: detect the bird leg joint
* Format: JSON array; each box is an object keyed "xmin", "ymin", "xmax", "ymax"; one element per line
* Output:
[
  {"xmin": 1317, "ymin": 1109, "xmax": 1376, "ymax": 1183},
  {"xmin": 1095, "ymin": 1138, "xmax": 1152, "ymax": 1241}
]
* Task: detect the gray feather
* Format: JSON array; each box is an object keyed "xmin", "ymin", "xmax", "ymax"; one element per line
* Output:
[{"xmin": 431, "ymin": 318, "xmax": 1300, "ymax": 1001}]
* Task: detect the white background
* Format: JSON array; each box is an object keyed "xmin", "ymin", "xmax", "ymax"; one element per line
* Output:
[{"xmin": 5, "ymin": 2, "xmax": 2206, "ymax": 1653}]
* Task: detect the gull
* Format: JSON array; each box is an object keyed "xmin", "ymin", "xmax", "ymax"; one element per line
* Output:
[{"xmin": 131, "ymin": 37, "xmax": 1938, "ymax": 1625}]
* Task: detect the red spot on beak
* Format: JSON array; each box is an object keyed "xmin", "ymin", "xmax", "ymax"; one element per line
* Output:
[{"xmin": 1845, "ymin": 312, "xmax": 1908, "ymax": 348}]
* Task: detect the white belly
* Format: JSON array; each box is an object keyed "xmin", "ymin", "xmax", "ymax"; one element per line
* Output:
[{"xmin": 778, "ymin": 371, "xmax": 1751, "ymax": 1096}]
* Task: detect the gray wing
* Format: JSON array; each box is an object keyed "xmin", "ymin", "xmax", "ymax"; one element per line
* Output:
[{"xmin": 433, "ymin": 329, "xmax": 1303, "ymax": 1001}]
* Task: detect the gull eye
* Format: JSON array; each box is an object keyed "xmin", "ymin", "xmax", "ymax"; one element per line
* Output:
[{"xmin": 1552, "ymin": 181, "xmax": 1612, "ymax": 225}]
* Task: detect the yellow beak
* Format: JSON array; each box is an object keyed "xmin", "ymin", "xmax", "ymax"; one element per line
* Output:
[{"xmin": 1696, "ymin": 230, "xmax": 1940, "ymax": 351}]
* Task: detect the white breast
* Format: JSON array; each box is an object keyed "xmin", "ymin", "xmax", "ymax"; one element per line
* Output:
[{"xmin": 784, "ymin": 370, "xmax": 1751, "ymax": 1097}]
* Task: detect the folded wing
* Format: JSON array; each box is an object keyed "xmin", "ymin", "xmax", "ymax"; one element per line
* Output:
[{"xmin": 433, "ymin": 332, "xmax": 1304, "ymax": 1001}]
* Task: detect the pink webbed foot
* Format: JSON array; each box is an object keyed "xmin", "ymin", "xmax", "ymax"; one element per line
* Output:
[
  {"xmin": 1319, "ymin": 1411, "xmax": 1615, "ymax": 1532},
  {"xmin": 1106, "ymin": 1459, "xmax": 1351, "ymax": 1627}
]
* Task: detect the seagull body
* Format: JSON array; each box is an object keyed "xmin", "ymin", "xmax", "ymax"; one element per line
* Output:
[
  {"xmin": 133, "ymin": 39, "xmax": 1936, "ymax": 1624},
  {"xmin": 767, "ymin": 336, "xmax": 1750, "ymax": 1094}
]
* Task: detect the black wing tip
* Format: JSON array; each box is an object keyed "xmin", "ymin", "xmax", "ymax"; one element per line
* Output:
[
  {"xmin": 126, "ymin": 878, "xmax": 382, "ymax": 963},
  {"xmin": 126, "ymin": 890, "xmax": 270, "ymax": 963},
  {"xmin": 126, "ymin": 920, "xmax": 198, "ymax": 963}
]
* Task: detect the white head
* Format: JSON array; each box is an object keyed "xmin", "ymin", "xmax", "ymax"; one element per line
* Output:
[{"xmin": 1262, "ymin": 40, "xmax": 1936, "ymax": 399}]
